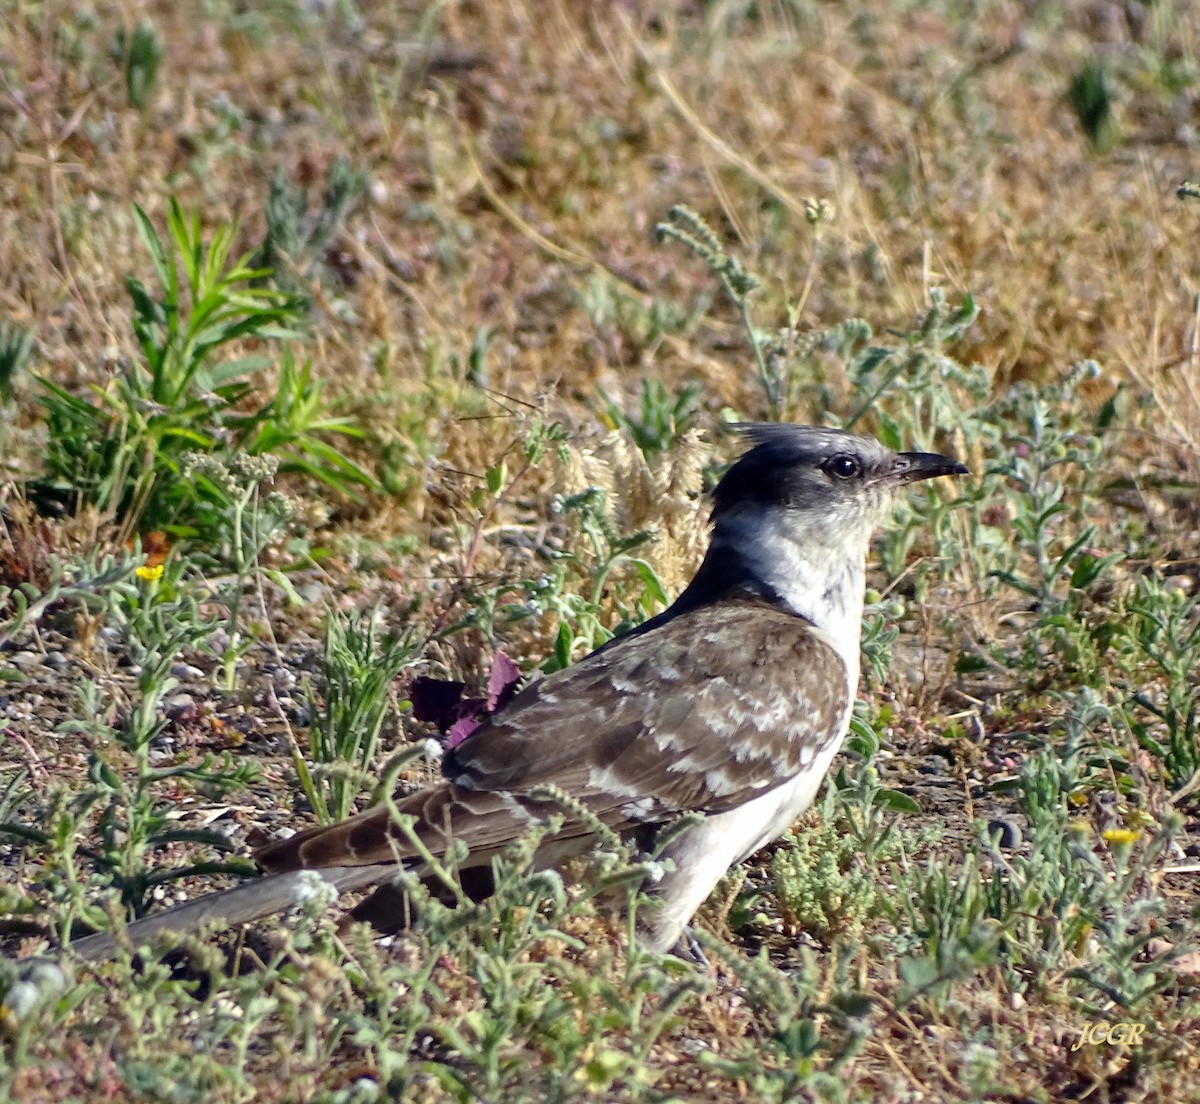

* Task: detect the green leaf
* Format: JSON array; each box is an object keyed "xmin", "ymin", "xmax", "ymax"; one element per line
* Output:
[
  {"xmin": 898, "ymin": 955, "xmax": 939, "ymax": 990},
  {"xmin": 874, "ymin": 788, "xmax": 920, "ymax": 814},
  {"xmin": 1070, "ymin": 551, "xmax": 1123, "ymax": 590},
  {"xmin": 486, "ymin": 463, "xmax": 506, "ymax": 495},
  {"xmin": 132, "ymin": 203, "xmax": 172, "ymax": 291},
  {"xmin": 845, "ymin": 715, "xmax": 880, "ymax": 759},
  {"xmin": 124, "ymin": 20, "xmax": 163, "ymax": 109},
  {"xmin": 147, "ymin": 828, "xmax": 240, "ymax": 850},
  {"xmin": 554, "ymin": 621, "xmax": 573, "ymax": 671},
  {"xmin": 631, "ymin": 559, "xmax": 668, "ymax": 609}
]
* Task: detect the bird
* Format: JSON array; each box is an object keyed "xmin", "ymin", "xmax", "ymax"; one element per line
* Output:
[{"xmin": 70, "ymin": 423, "xmax": 967, "ymax": 961}]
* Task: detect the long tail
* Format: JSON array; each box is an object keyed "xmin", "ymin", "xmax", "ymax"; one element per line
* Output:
[
  {"xmin": 69, "ymin": 864, "xmax": 392, "ymax": 962},
  {"xmin": 70, "ymin": 783, "xmax": 545, "ymax": 961}
]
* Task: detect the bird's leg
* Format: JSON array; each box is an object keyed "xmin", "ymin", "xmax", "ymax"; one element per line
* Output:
[{"xmin": 671, "ymin": 926, "xmax": 710, "ymax": 967}]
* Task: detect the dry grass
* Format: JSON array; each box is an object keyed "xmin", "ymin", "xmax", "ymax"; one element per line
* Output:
[
  {"xmin": 2, "ymin": 1, "xmax": 1200, "ymax": 1101},
  {"xmin": 2, "ymin": 2, "xmax": 1196, "ymax": 445}
]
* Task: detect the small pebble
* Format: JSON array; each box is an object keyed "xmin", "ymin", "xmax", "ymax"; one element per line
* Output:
[
  {"xmin": 298, "ymin": 582, "xmax": 327, "ymax": 604},
  {"xmin": 986, "ymin": 818, "xmax": 1023, "ymax": 850},
  {"xmin": 166, "ymin": 694, "xmax": 196, "ymax": 716},
  {"xmin": 7, "ymin": 651, "xmax": 41, "ymax": 671}
]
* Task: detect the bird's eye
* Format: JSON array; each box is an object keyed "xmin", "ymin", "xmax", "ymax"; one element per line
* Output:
[{"xmin": 822, "ymin": 454, "xmax": 862, "ymax": 480}]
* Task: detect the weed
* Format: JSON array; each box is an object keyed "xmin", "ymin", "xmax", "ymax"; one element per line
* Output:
[
  {"xmin": 845, "ymin": 289, "xmax": 989, "ymax": 448},
  {"xmin": 656, "ymin": 205, "xmax": 779, "ymax": 416},
  {"xmin": 858, "ymin": 591, "xmax": 904, "ymax": 688},
  {"xmin": 600, "ymin": 376, "xmax": 702, "ymax": 460},
  {"xmin": 116, "ymin": 19, "xmax": 163, "ymax": 110},
  {"xmin": 450, "ymin": 468, "xmax": 668, "ymax": 670},
  {"xmin": 0, "ymin": 321, "xmax": 33, "ymax": 406},
  {"xmin": 579, "ymin": 271, "xmax": 694, "ymax": 367},
  {"xmin": 894, "ymin": 694, "xmax": 1192, "ymax": 1017},
  {"xmin": 981, "ymin": 363, "xmax": 1112, "ymax": 611},
  {"xmin": 32, "ymin": 200, "xmax": 370, "ymax": 541},
  {"xmin": 1114, "ymin": 575, "xmax": 1200, "ymax": 791},
  {"xmin": 538, "ymin": 486, "xmax": 664, "ymax": 670},
  {"xmin": 252, "ymin": 157, "xmax": 368, "ymax": 297},
  {"xmin": 0, "ymin": 545, "xmax": 141, "ymax": 642},
  {"xmin": 769, "ymin": 721, "xmax": 931, "ymax": 947},
  {"xmin": 2, "ymin": 554, "xmax": 257, "ymax": 939},
  {"xmin": 300, "ymin": 608, "xmax": 421, "ymax": 822},
  {"xmin": 184, "ymin": 450, "xmax": 298, "ymax": 689},
  {"xmin": 697, "ymin": 936, "xmax": 871, "ymax": 1103},
  {"xmin": 1069, "ymin": 58, "xmax": 1117, "ymax": 154}
]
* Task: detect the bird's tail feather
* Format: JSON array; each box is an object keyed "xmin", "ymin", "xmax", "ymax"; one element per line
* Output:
[
  {"xmin": 70, "ymin": 784, "xmax": 553, "ymax": 961},
  {"xmin": 69, "ymin": 864, "xmax": 392, "ymax": 962},
  {"xmin": 254, "ymin": 783, "xmax": 539, "ymax": 873}
]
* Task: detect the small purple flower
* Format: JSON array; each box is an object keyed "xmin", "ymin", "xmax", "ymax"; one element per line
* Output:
[{"xmin": 409, "ymin": 651, "xmax": 523, "ymax": 750}]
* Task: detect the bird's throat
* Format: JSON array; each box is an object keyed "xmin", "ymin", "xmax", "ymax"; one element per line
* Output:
[{"xmin": 705, "ymin": 514, "xmax": 867, "ymax": 681}]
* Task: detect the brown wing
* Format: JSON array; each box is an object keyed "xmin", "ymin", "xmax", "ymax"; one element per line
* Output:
[
  {"xmin": 258, "ymin": 595, "xmax": 849, "ymax": 874},
  {"xmin": 446, "ymin": 594, "xmax": 850, "ymax": 822}
]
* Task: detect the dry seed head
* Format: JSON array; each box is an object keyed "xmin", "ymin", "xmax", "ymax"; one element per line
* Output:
[
  {"xmin": 565, "ymin": 428, "xmax": 708, "ymax": 602},
  {"xmin": 804, "ymin": 197, "xmax": 835, "ymax": 225}
]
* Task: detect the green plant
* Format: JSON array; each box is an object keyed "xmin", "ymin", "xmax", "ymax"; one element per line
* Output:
[
  {"xmin": 772, "ymin": 810, "xmax": 883, "ymax": 946},
  {"xmin": 448, "ymin": 455, "xmax": 668, "ymax": 671},
  {"xmin": 0, "ymin": 320, "xmax": 33, "ymax": 406},
  {"xmin": 33, "ymin": 199, "xmax": 371, "ymax": 539},
  {"xmin": 696, "ymin": 936, "xmax": 871, "ymax": 1103},
  {"xmin": 300, "ymin": 607, "xmax": 421, "ymax": 822},
  {"xmin": 236, "ymin": 348, "xmax": 372, "ymax": 490},
  {"xmin": 657, "ymin": 204, "xmax": 777, "ymax": 405},
  {"xmin": 321, "ymin": 793, "xmax": 696, "ymax": 1101},
  {"xmin": 117, "ymin": 19, "xmax": 163, "ymax": 109},
  {"xmin": 0, "ymin": 545, "xmax": 141, "ymax": 642},
  {"xmin": 858, "ymin": 592, "xmax": 904, "ymax": 688},
  {"xmin": 845, "ymin": 289, "xmax": 989, "ymax": 448},
  {"xmin": 656, "ymin": 204, "xmax": 779, "ymax": 416},
  {"xmin": 252, "ymin": 157, "xmax": 368, "ymax": 295},
  {"xmin": 774, "ymin": 744, "xmax": 927, "ymax": 944},
  {"xmin": 894, "ymin": 851, "xmax": 1005, "ymax": 1009},
  {"xmin": 185, "ymin": 451, "xmax": 299, "ymax": 689},
  {"xmin": 1069, "ymin": 57, "xmax": 1117, "ymax": 154},
  {"xmin": 1115, "ymin": 575, "xmax": 1200, "ymax": 791},
  {"xmin": 657, "ymin": 200, "xmax": 849, "ymax": 423},
  {"xmin": 1009, "ymin": 727, "xmax": 1187, "ymax": 1011},
  {"xmin": 537, "ymin": 486, "xmax": 666, "ymax": 671},
  {"xmin": 894, "ymin": 694, "xmax": 1190, "ymax": 1014},
  {"xmin": 600, "ymin": 377, "xmax": 702, "ymax": 460},
  {"xmin": 0, "ymin": 958, "xmax": 72, "ymax": 1073},
  {"xmin": 1, "ymin": 556, "xmax": 257, "ymax": 939},
  {"xmin": 0, "ymin": 768, "xmax": 30, "ymax": 825},
  {"xmin": 982, "ymin": 365, "xmax": 1111, "ymax": 611},
  {"xmin": 579, "ymin": 271, "xmax": 694, "ymax": 368}
]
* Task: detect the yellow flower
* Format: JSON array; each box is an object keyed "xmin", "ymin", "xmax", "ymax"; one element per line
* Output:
[
  {"xmin": 136, "ymin": 563, "xmax": 164, "ymax": 582},
  {"xmin": 1102, "ymin": 828, "xmax": 1140, "ymax": 846},
  {"xmin": 1125, "ymin": 809, "xmax": 1157, "ymax": 832}
]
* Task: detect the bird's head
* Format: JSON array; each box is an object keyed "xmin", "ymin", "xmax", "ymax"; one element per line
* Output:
[
  {"xmin": 690, "ymin": 425, "xmax": 967, "ymax": 660},
  {"xmin": 710, "ymin": 423, "xmax": 968, "ymax": 554}
]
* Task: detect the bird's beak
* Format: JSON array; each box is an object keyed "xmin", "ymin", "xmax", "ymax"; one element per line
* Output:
[{"xmin": 893, "ymin": 451, "xmax": 970, "ymax": 484}]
